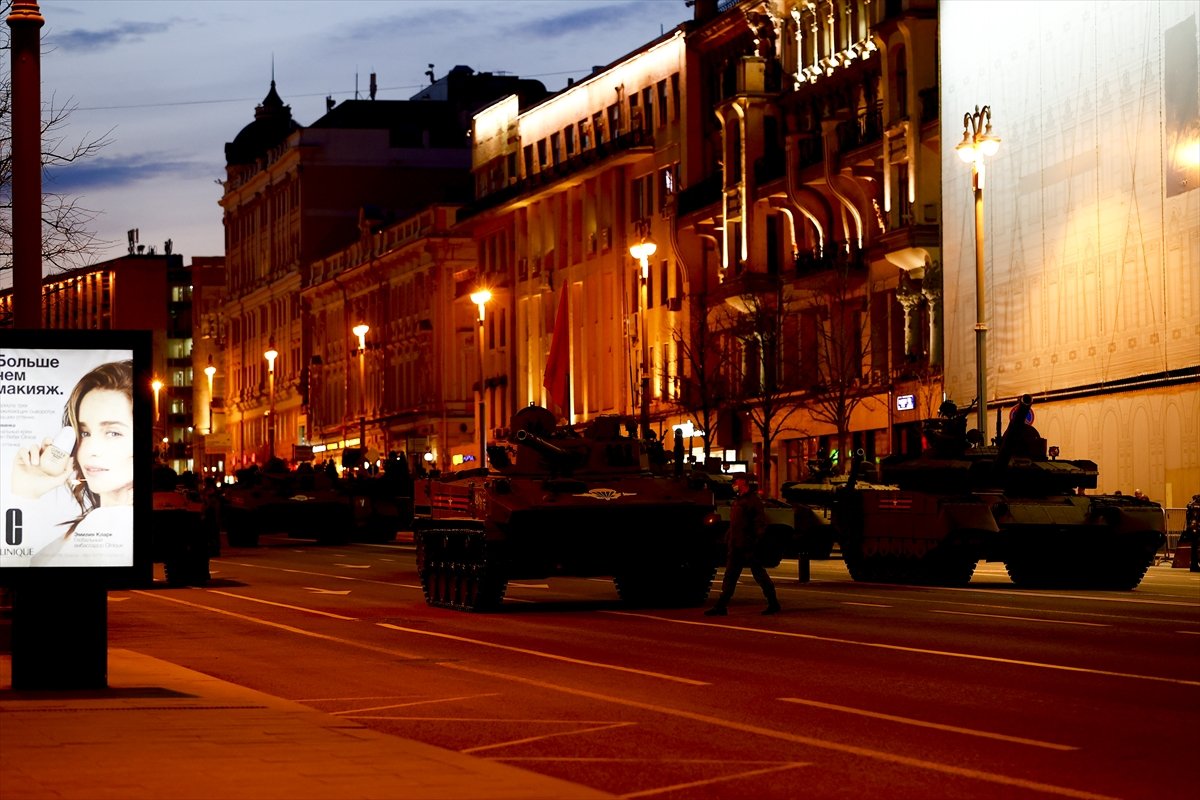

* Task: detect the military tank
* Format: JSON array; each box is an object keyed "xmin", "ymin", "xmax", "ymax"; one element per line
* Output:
[
  {"xmin": 835, "ymin": 394, "xmax": 1166, "ymax": 589},
  {"xmin": 412, "ymin": 405, "xmax": 723, "ymax": 611}
]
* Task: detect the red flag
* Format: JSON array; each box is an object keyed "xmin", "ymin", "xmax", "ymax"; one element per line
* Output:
[{"xmin": 542, "ymin": 284, "xmax": 569, "ymax": 412}]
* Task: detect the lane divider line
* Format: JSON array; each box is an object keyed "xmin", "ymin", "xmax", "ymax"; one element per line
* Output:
[
  {"xmin": 617, "ymin": 762, "xmax": 809, "ymax": 799},
  {"xmin": 377, "ymin": 622, "xmax": 709, "ymax": 686},
  {"xmin": 930, "ymin": 610, "xmax": 1109, "ymax": 627},
  {"xmin": 605, "ymin": 611, "xmax": 1200, "ymax": 687},
  {"xmin": 777, "ymin": 697, "xmax": 1077, "ymax": 750},
  {"xmin": 130, "ymin": 591, "xmax": 427, "ymax": 660},
  {"xmin": 205, "ymin": 589, "xmax": 357, "ymax": 620}
]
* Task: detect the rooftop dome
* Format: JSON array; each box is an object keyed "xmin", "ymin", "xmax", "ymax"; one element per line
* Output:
[{"xmin": 225, "ymin": 81, "xmax": 300, "ymax": 166}]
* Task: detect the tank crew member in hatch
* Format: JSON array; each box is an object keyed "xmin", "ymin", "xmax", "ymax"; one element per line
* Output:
[{"xmin": 10, "ymin": 360, "xmax": 135, "ymax": 560}]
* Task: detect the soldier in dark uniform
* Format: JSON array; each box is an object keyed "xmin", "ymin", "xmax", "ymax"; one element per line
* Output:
[{"xmin": 705, "ymin": 475, "xmax": 781, "ymax": 616}]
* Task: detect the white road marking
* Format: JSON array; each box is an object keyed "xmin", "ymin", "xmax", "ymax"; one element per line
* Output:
[
  {"xmin": 442, "ymin": 661, "xmax": 1118, "ymax": 800},
  {"xmin": 508, "ymin": 582, "xmax": 551, "ymax": 589},
  {"xmin": 931, "ymin": 609, "xmax": 1108, "ymax": 627},
  {"xmin": 842, "ymin": 601, "xmax": 891, "ymax": 608},
  {"xmin": 618, "ymin": 762, "xmax": 809, "ymax": 798},
  {"xmin": 333, "ymin": 563, "xmax": 372, "ymax": 569},
  {"xmin": 778, "ymin": 697, "xmax": 1077, "ymax": 750},
  {"xmin": 607, "ymin": 611, "xmax": 1200, "ymax": 687},
  {"xmin": 303, "ymin": 587, "xmax": 352, "ymax": 595},
  {"xmin": 131, "ymin": 591, "xmax": 427, "ymax": 660},
  {"xmin": 1177, "ymin": 630, "xmax": 1200, "ymax": 635},
  {"xmin": 376, "ymin": 622, "xmax": 708, "ymax": 686},
  {"xmin": 206, "ymin": 589, "xmax": 356, "ymax": 619},
  {"xmin": 461, "ymin": 721, "xmax": 635, "ymax": 754},
  {"xmin": 333, "ymin": 693, "xmax": 500, "ymax": 715}
]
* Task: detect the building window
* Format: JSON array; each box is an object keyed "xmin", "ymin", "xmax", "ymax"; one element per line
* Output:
[{"xmin": 656, "ymin": 80, "xmax": 668, "ymax": 127}]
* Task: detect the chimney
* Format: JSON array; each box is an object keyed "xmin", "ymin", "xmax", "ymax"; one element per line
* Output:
[{"xmin": 693, "ymin": 0, "xmax": 719, "ymax": 22}]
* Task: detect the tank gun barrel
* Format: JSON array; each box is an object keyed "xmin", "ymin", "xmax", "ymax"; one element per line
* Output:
[{"xmin": 515, "ymin": 429, "xmax": 573, "ymax": 462}]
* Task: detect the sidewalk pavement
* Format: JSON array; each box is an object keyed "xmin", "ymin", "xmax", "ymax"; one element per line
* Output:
[{"xmin": 0, "ymin": 648, "xmax": 614, "ymax": 800}]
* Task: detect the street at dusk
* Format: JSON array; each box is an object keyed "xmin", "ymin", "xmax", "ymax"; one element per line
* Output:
[
  {"xmin": 2, "ymin": 0, "xmax": 1198, "ymax": 796},
  {"xmin": 81, "ymin": 538, "xmax": 1200, "ymax": 800}
]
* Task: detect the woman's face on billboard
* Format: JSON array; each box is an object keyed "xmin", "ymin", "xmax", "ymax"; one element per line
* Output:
[{"xmin": 76, "ymin": 388, "xmax": 134, "ymax": 504}]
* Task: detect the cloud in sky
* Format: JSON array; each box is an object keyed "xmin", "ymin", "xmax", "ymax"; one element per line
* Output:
[
  {"xmin": 45, "ymin": 154, "xmax": 209, "ymax": 194},
  {"xmin": 48, "ymin": 18, "xmax": 180, "ymax": 53}
]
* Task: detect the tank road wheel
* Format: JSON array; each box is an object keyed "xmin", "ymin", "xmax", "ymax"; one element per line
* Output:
[
  {"xmin": 1089, "ymin": 543, "xmax": 1154, "ymax": 590},
  {"xmin": 920, "ymin": 550, "xmax": 978, "ymax": 587},
  {"xmin": 613, "ymin": 570, "xmax": 659, "ymax": 606},
  {"xmin": 1004, "ymin": 554, "xmax": 1056, "ymax": 588}
]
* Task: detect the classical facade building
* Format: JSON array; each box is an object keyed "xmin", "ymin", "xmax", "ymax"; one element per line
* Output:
[
  {"xmin": 303, "ymin": 205, "xmax": 478, "ymax": 472},
  {"xmin": 218, "ymin": 71, "xmax": 546, "ymax": 469},
  {"xmin": 664, "ymin": 0, "xmax": 941, "ymax": 492},
  {"xmin": 464, "ymin": 31, "xmax": 690, "ymax": 449}
]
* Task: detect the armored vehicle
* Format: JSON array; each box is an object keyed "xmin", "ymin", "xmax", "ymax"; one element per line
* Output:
[
  {"xmin": 836, "ymin": 395, "xmax": 1165, "ymax": 589},
  {"xmin": 222, "ymin": 461, "xmax": 354, "ymax": 547},
  {"xmin": 413, "ymin": 406, "xmax": 722, "ymax": 611}
]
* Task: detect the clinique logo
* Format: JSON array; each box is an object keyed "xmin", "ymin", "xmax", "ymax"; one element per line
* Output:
[{"xmin": 5, "ymin": 508, "xmax": 22, "ymax": 546}]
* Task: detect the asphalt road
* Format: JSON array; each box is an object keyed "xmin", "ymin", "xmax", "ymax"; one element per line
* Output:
[{"xmin": 108, "ymin": 536, "xmax": 1199, "ymax": 800}]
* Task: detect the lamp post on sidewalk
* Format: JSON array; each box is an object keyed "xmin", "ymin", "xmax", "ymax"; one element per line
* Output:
[
  {"xmin": 629, "ymin": 233, "xmax": 656, "ymax": 440},
  {"xmin": 469, "ymin": 288, "xmax": 491, "ymax": 468},
  {"xmin": 352, "ymin": 322, "xmax": 369, "ymax": 457},
  {"xmin": 204, "ymin": 356, "xmax": 216, "ymax": 435},
  {"xmin": 264, "ymin": 338, "xmax": 278, "ymax": 460},
  {"xmin": 955, "ymin": 105, "xmax": 1001, "ymax": 438}
]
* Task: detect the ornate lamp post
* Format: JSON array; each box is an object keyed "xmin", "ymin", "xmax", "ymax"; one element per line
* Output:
[
  {"xmin": 629, "ymin": 235, "xmax": 657, "ymax": 439},
  {"xmin": 955, "ymin": 105, "xmax": 1001, "ymax": 438},
  {"xmin": 469, "ymin": 288, "xmax": 492, "ymax": 468},
  {"xmin": 352, "ymin": 322, "xmax": 369, "ymax": 455},
  {"xmin": 264, "ymin": 338, "xmax": 278, "ymax": 459},
  {"xmin": 204, "ymin": 356, "xmax": 216, "ymax": 435}
]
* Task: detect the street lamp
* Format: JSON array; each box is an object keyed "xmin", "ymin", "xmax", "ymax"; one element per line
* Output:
[
  {"xmin": 956, "ymin": 105, "xmax": 1001, "ymax": 439},
  {"xmin": 264, "ymin": 338, "xmax": 278, "ymax": 459},
  {"xmin": 204, "ymin": 356, "xmax": 216, "ymax": 435},
  {"xmin": 629, "ymin": 234, "xmax": 657, "ymax": 439},
  {"xmin": 151, "ymin": 377, "xmax": 163, "ymax": 422},
  {"xmin": 151, "ymin": 377, "xmax": 163, "ymax": 448},
  {"xmin": 352, "ymin": 323, "xmax": 369, "ymax": 454},
  {"xmin": 469, "ymin": 288, "xmax": 492, "ymax": 468}
]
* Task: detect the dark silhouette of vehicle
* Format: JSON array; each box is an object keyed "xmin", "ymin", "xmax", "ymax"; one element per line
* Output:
[
  {"xmin": 835, "ymin": 395, "xmax": 1165, "ymax": 589},
  {"xmin": 413, "ymin": 406, "xmax": 722, "ymax": 611},
  {"xmin": 221, "ymin": 460, "xmax": 353, "ymax": 547},
  {"xmin": 150, "ymin": 465, "xmax": 218, "ymax": 586}
]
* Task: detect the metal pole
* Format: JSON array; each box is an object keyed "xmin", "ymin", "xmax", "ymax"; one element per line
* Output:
[
  {"xmin": 639, "ymin": 273, "xmax": 651, "ymax": 440},
  {"xmin": 268, "ymin": 368, "xmax": 276, "ymax": 459},
  {"xmin": 477, "ymin": 317, "xmax": 487, "ymax": 468},
  {"xmin": 972, "ymin": 163, "xmax": 988, "ymax": 438},
  {"xmin": 7, "ymin": 1, "xmax": 44, "ymax": 329}
]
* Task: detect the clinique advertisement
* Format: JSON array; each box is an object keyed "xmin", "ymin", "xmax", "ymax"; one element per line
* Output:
[{"xmin": 1, "ymin": 342, "xmax": 140, "ymax": 569}]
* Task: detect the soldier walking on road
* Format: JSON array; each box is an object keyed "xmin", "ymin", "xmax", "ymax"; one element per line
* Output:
[{"xmin": 705, "ymin": 475, "xmax": 781, "ymax": 616}]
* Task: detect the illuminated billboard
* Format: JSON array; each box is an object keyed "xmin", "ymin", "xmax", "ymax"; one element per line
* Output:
[{"xmin": 0, "ymin": 329, "xmax": 151, "ymax": 578}]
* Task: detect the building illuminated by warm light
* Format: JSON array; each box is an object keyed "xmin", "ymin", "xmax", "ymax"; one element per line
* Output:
[
  {"xmin": 941, "ymin": 0, "xmax": 1199, "ymax": 501},
  {"xmin": 463, "ymin": 29, "xmax": 690, "ymax": 443}
]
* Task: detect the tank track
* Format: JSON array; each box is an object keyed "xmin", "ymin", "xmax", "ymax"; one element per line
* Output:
[
  {"xmin": 613, "ymin": 561, "xmax": 717, "ymax": 607},
  {"xmin": 414, "ymin": 527, "xmax": 508, "ymax": 611}
]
